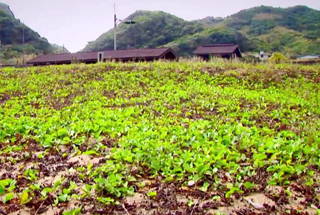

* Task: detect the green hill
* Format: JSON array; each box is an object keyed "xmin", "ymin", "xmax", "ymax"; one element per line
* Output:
[
  {"xmin": 0, "ymin": 3, "xmax": 65, "ymax": 64},
  {"xmin": 84, "ymin": 10, "xmax": 204, "ymax": 52},
  {"xmin": 0, "ymin": 3, "xmax": 14, "ymax": 18},
  {"xmin": 83, "ymin": 5, "xmax": 320, "ymax": 57},
  {"xmin": 219, "ymin": 5, "xmax": 320, "ymax": 55}
]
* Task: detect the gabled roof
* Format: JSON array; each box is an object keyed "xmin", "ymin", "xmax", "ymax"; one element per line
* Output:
[
  {"xmin": 27, "ymin": 47, "xmax": 174, "ymax": 64},
  {"xmin": 27, "ymin": 52, "xmax": 96, "ymax": 64},
  {"xmin": 193, "ymin": 44, "xmax": 241, "ymax": 56}
]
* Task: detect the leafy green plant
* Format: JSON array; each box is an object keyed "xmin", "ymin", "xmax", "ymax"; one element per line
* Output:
[
  {"xmin": 147, "ymin": 191, "xmax": 157, "ymax": 198},
  {"xmin": 268, "ymin": 52, "xmax": 288, "ymax": 63},
  {"xmin": 3, "ymin": 193, "xmax": 15, "ymax": 203},
  {"xmin": 94, "ymin": 174, "xmax": 134, "ymax": 198},
  {"xmin": 24, "ymin": 169, "xmax": 38, "ymax": 181},
  {"xmin": 20, "ymin": 190, "xmax": 31, "ymax": 205},
  {"xmin": 244, "ymin": 182, "xmax": 255, "ymax": 190},
  {"xmin": 0, "ymin": 179, "xmax": 16, "ymax": 195},
  {"xmin": 97, "ymin": 197, "xmax": 115, "ymax": 205},
  {"xmin": 62, "ymin": 208, "xmax": 82, "ymax": 215},
  {"xmin": 225, "ymin": 183, "xmax": 244, "ymax": 198}
]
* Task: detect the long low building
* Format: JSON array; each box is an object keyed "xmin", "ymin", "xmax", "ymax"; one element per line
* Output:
[
  {"xmin": 27, "ymin": 47, "xmax": 176, "ymax": 66},
  {"xmin": 193, "ymin": 44, "xmax": 242, "ymax": 60}
]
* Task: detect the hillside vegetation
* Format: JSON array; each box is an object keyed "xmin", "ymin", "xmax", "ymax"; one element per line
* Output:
[
  {"xmin": 0, "ymin": 61, "xmax": 319, "ymax": 214},
  {"xmin": 83, "ymin": 5, "xmax": 320, "ymax": 57},
  {"xmin": 0, "ymin": 3, "xmax": 64, "ymax": 64},
  {"xmin": 0, "ymin": 3, "xmax": 14, "ymax": 18},
  {"xmin": 84, "ymin": 11, "xmax": 204, "ymax": 54}
]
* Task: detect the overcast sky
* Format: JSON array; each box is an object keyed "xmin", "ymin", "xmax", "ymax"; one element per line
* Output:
[{"xmin": 2, "ymin": 0, "xmax": 320, "ymax": 52}]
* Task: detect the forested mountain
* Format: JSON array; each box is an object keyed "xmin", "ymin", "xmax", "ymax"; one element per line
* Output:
[
  {"xmin": 84, "ymin": 11, "xmax": 204, "ymax": 53},
  {"xmin": 83, "ymin": 5, "xmax": 320, "ymax": 57},
  {"xmin": 0, "ymin": 3, "xmax": 64, "ymax": 64},
  {"xmin": 216, "ymin": 5, "xmax": 320, "ymax": 55}
]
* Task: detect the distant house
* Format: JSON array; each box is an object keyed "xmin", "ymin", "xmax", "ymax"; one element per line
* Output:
[
  {"xmin": 193, "ymin": 44, "xmax": 242, "ymax": 60},
  {"xmin": 257, "ymin": 51, "xmax": 272, "ymax": 61},
  {"xmin": 27, "ymin": 47, "xmax": 176, "ymax": 66}
]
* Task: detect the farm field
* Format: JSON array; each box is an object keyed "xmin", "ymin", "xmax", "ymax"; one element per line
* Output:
[{"xmin": 0, "ymin": 60, "xmax": 319, "ymax": 215}]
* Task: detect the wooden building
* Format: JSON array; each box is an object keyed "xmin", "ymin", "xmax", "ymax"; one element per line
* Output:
[
  {"xmin": 27, "ymin": 48, "xmax": 176, "ymax": 66},
  {"xmin": 193, "ymin": 44, "xmax": 242, "ymax": 60}
]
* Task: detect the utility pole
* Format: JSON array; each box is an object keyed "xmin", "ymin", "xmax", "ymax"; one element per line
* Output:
[
  {"xmin": 0, "ymin": 26, "xmax": 2, "ymax": 67},
  {"xmin": 22, "ymin": 23, "xmax": 25, "ymax": 65},
  {"xmin": 114, "ymin": 4, "xmax": 117, "ymax": 50},
  {"xmin": 113, "ymin": 4, "xmax": 135, "ymax": 51},
  {"xmin": 0, "ymin": 38, "xmax": 2, "ymax": 68}
]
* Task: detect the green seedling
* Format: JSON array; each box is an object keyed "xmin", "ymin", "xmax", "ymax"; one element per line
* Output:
[
  {"xmin": 3, "ymin": 193, "xmax": 15, "ymax": 203},
  {"xmin": 225, "ymin": 183, "xmax": 244, "ymax": 198},
  {"xmin": 20, "ymin": 190, "xmax": 31, "ymax": 205},
  {"xmin": 62, "ymin": 207, "xmax": 82, "ymax": 215},
  {"xmin": 147, "ymin": 191, "xmax": 157, "ymax": 198},
  {"xmin": 97, "ymin": 197, "xmax": 115, "ymax": 205},
  {"xmin": 0, "ymin": 179, "xmax": 16, "ymax": 194},
  {"xmin": 24, "ymin": 169, "xmax": 39, "ymax": 181}
]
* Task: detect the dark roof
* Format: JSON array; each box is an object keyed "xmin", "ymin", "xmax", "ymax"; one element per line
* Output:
[
  {"xmin": 103, "ymin": 48, "xmax": 173, "ymax": 59},
  {"xmin": 27, "ymin": 47, "xmax": 174, "ymax": 64},
  {"xmin": 193, "ymin": 44, "xmax": 241, "ymax": 55}
]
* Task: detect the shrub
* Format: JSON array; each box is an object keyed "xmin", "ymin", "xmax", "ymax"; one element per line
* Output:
[{"xmin": 268, "ymin": 52, "xmax": 288, "ymax": 63}]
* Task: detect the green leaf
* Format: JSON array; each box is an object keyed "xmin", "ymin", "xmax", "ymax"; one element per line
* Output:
[
  {"xmin": 58, "ymin": 193, "xmax": 69, "ymax": 202},
  {"xmin": 306, "ymin": 178, "xmax": 314, "ymax": 187},
  {"xmin": 57, "ymin": 128, "xmax": 69, "ymax": 138},
  {"xmin": 3, "ymin": 193, "xmax": 15, "ymax": 203},
  {"xmin": 225, "ymin": 190, "xmax": 234, "ymax": 198},
  {"xmin": 87, "ymin": 163, "xmax": 93, "ymax": 171},
  {"xmin": 41, "ymin": 187, "xmax": 53, "ymax": 197},
  {"xmin": 200, "ymin": 182, "xmax": 210, "ymax": 192},
  {"xmin": 83, "ymin": 150, "xmax": 97, "ymax": 155},
  {"xmin": 97, "ymin": 197, "xmax": 114, "ymax": 205},
  {"xmin": 71, "ymin": 194, "xmax": 80, "ymax": 200},
  {"xmin": 63, "ymin": 188, "xmax": 71, "ymax": 195},
  {"xmin": 0, "ymin": 179, "xmax": 12, "ymax": 187},
  {"xmin": 0, "ymin": 186, "xmax": 4, "ymax": 195},
  {"xmin": 54, "ymin": 178, "xmax": 64, "ymax": 190},
  {"xmin": 244, "ymin": 182, "xmax": 255, "ymax": 189},
  {"xmin": 62, "ymin": 207, "xmax": 82, "ymax": 215},
  {"xmin": 188, "ymin": 201, "xmax": 194, "ymax": 207},
  {"xmin": 20, "ymin": 191, "xmax": 30, "ymax": 205},
  {"xmin": 147, "ymin": 191, "xmax": 157, "ymax": 197},
  {"xmin": 85, "ymin": 184, "xmax": 92, "ymax": 192},
  {"xmin": 69, "ymin": 181, "xmax": 77, "ymax": 190},
  {"xmin": 226, "ymin": 183, "xmax": 233, "ymax": 189},
  {"xmin": 150, "ymin": 160, "xmax": 161, "ymax": 171}
]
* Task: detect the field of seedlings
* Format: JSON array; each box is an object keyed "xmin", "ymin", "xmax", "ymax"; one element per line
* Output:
[{"xmin": 0, "ymin": 60, "xmax": 319, "ymax": 215}]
